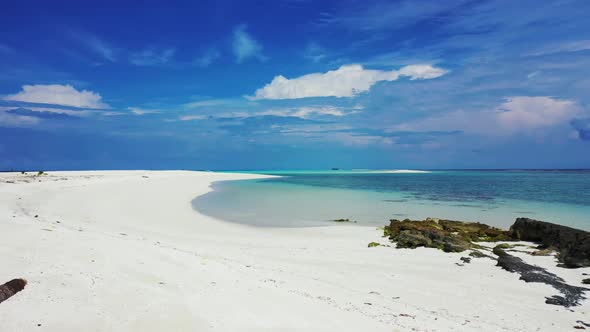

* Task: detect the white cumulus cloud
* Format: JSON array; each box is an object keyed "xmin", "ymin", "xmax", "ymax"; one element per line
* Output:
[
  {"xmin": 3, "ymin": 84, "xmax": 109, "ymax": 109},
  {"xmin": 250, "ymin": 64, "xmax": 447, "ymax": 100},
  {"xmin": 393, "ymin": 96, "xmax": 581, "ymax": 136},
  {"xmin": 496, "ymin": 96, "xmax": 579, "ymax": 131}
]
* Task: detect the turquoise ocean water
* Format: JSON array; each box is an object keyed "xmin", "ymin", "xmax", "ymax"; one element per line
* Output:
[{"xmin": 192, "ymin": 170, "xmax": 590, "ymax": 230}]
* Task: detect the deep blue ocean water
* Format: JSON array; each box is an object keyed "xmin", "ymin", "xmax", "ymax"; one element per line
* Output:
[{"xmin": 193, "ymin": 170, "xmax": 590, "ymax": 230}]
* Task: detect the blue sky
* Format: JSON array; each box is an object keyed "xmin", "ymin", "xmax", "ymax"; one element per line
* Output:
[{"xmin": 1, "ymin": 0, "xmax": 590, "ymax": 170}]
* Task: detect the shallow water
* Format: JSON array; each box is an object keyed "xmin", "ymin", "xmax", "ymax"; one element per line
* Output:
[{"xmin": 193, "ymin": 170, "xmax": 590, "ymax": 230}]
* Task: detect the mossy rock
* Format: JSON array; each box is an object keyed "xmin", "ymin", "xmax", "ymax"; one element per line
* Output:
[
  {"xmin": 368, "ymin": 242, "xmax": 380, "ymax": 248},
  {"xmin": 396, "ymin": 230, "xmax": 433, "ymax": 249},
  {"xmin": 532, "ymin": 247, "xmax": 555, "ymax": 256},
  {"xmin": 442, "ymin": 238, "xmax": 472, "ymax": 253},
  {"xmin": 383, "ymin": 217, "xmax": 514, "ymax": 253},
  {"xmin": 495, "ymin": 243, "xmax": 514, "ymax": 250}
]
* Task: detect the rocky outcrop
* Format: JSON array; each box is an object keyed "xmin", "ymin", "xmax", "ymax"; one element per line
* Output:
[
  {"xmin": 511, "ymin": 218, "xmax": 590, "ymax": 268},
  {"xmin": 382, "ymin": 216, "xmax": 590, "ymax": 267},
  {"xmin": 378, "ymin": 217, "xmax": 590, "ymax": 306},
  {"xmin": 384, "ymin": 218, "xmax": 512, "ymax": 253}
]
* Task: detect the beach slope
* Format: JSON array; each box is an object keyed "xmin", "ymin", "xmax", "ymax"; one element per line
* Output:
[{"xmin": 0, "ymin": 171, "xmax": 588, "ymax": 331}]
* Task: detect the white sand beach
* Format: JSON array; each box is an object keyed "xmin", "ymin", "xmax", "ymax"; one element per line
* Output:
[{"xmin": 0, "ymin": 171, "xmax": 588, "ymax": 331}]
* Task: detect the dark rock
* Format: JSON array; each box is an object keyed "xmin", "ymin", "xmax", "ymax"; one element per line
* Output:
[
  {"xmin": 396, "ymin": 230, "xmax": 432, "ymax": 248},
  {"xmin": 531, "ymin": 248, "xmax": 555, "ymax": 256},
  {"xmin": 469, "ymin": 250, "xmax": 494, "ymax": 259},
  {"xmin": 460, "ymin": 257, "xmax": 472, "ymax": 264},
  {"xmin": 493, "ymin": 245, "xmax": 589, "ymax": 307},
  {"xmin": 384, "ymin": 218, "xmax": 511, "ymax": 253},
  {"xmin": 443, "ymin": 239, "xmax": 471, "ymax": 253},
  {"xmin": 511, "ymin": 218, "xmax": 590, "ymax": 268},
  {"xmin": 582, "ymin": 278, "xmax": 590, "ymax": 285},
  {"xmin": 333, "ymin": 218, "xmax": 356, "ymax": 223}
]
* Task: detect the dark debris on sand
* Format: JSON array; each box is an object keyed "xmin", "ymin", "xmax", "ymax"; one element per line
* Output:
[
  {"xmin": 0, "ymin": 278, "xmax": 27, "ymax": 304},
  {"xmin": 493, "ymin": 246, "xmax": 589, "ymax": 307},
  {"xmin": 378, "ymin": 216, "xmax": 590, "ymax": 307}
]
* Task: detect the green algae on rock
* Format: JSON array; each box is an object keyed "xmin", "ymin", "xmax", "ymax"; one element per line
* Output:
[
  {"xmin": 383, "ymin": 217, "xmax": 513, "ymax": 253},
  {"xmin": 381, "ymin": 217, "xmax": 590, "ymax": 268}
]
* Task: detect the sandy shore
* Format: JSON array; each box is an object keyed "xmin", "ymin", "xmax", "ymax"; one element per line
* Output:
[{"xmin": 0, "ymin": 171, "xmax": 588, "ymax": 331}]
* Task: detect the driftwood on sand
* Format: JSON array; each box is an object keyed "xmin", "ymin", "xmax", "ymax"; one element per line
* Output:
[{"xmin": 0, "ymin": 278, "xmax": 27, "ymax": 304}]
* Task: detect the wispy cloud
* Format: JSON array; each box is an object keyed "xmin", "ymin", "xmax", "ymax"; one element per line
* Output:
[
  {"xmin": 179, "ymin": 114, "xmax": 209, "ymax": 121},
  {"xmin": 88, "ymin": 37, "xmax": 116, "ymax": 62},
  {"xmin": 194, "ymin": 48, "xmax": 221, "ymax": 67},
  {"xmin": 251, "ymin": 64, "xmax": 448, "ymax": 100},
  {"xmin": 241, "ymin": 106, "xmax": 349, "ymax": 119},
  {"xmin": 129, "ymin": 48, "xmax": 176, "ymax": 66},
  {"xmin": 127, "ymin": 106, "xmax": 161, "ymax": 115},
  {"xmin": 101, "ymin": 111, "xmax": 125, "ymax": 117},
  {"xmin": 69, "ymin": 31, "xmax": 117, "ymax": 62},
  {"xmin": 0, "ymin": 106, "xmax": 92, "ymax": 117},
  {"xmin": 0, "ymin": 105, "xmax": 86, "ymax": 127},
  {"xmin": 0, "ymin": 43, "xmax": 15, "ymax": 54},
  {"xmin": 232, "ymin": 24, "xmax": 266, "ymax": 63},
  {"xmin": 318, "ymin": 0, "xmax": 467, "ymax": 32},
  {"xmin": 303, "ymin": 42, "xmax": 327, "ymax": 63},
  {"xmin": 0, "ymin": 109, "xmax": 40, "ymax": 127},
  {"xmin": 4, "ymin": 107, "xmax": 83, "ymax": 120},
  {"xmin": 3, "ymin": 84, "xmax": 110, "ymax": 109},
  {"xmin": 570, "ymin": 118, "xmax": 590, "ymax": 141},
  {"xmin": 527, "ymin": 40, "xmax": 590, "ymax": 57},
  {"xmin": 183, "ymin": 98, "xmax": 257, "ymax": 109},
  {"xmin": 178, "ymin": 104, "xmax": 357, "ymax": 122}
]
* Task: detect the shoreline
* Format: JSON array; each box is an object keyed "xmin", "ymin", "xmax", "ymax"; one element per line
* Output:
[
  {"xmin": 192, "ymin": 173, "xmax": 590, "ymax": 231},
  {"xmin": 1, "ymin": 170, "xmax": 589, "ymax": 331}
]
